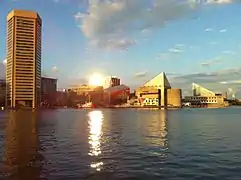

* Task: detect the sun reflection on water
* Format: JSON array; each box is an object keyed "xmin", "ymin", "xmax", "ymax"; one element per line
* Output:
[{"xmin": 88, "ymin": 110, "xmax": 104, "ymax": 171}]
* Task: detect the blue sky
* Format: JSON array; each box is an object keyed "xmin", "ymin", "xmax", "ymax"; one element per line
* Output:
[{"xmin": 0, "ymin": 0, "xmax": 241, "ymax": 97}]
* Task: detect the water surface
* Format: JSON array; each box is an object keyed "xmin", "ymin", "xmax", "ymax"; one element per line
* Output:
[{"xmin": 0, "ymin": 108, "xmax": 241, "ymax": 179}]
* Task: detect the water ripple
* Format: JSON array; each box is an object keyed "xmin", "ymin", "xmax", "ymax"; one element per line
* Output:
[{"xmin": 0, "ymin": 108, "xmax": 241, "ymax": 179}]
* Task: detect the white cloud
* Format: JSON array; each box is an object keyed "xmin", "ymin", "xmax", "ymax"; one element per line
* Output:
[
  {"xmin": 134, "ymin": 71, "xmax": 148, "ymax": 77},
  {"xmin": 156, "ymin": 53, "xmax": 170, "ymax": 60},
  {"xmin": 200, "ymin": 62, "xmax": 210, "ymax": 66},
  {"xmin": 210, "ymin": 41, "xmax": 218, "ymax": 45},
  {"xmin": 220, "ymin": 81, "xmax": 227, "ymax": 84},
  {"xmin": 169, "ymin": 48, "xmax": 183, "ymax": 53},
  {"xmin": 53, "ymin": 0, "xmax": 88, "ymax": 4},
  {"xmin": 90, "ymin": 38, "xmax": 136, "ymax": 50},
  {"xmin": 51, "ymin": 66, "xmax": 58, "ymax": 72},
  {"xmin": 169, "ymin": 67, "xmax": 241, "ymax": 97},
  {"xmin": 220, "ymin": 80, "xmax": 241, "ymax": 84},
  {"xmin": 205, "ymin": 28, "xmax": 213, "ymax": 32},
  {"xmin": 141, "ymin": 28, "xmax": 151, "ymax": 34},
  {"xmin": 189, "ymin": 45, "xmax": 199, "ymax": 50},
  {"xmin": 220, "ymin": 29, "xmax": 227, "ymax": 33},
  {"xmin": 74, "ymin": 0, "xmax": 198, "ymax": 50},
  {"xmin": 222, "ymin": 50, "xmax": 235, "ymax": 55},
  {"xmin": 74, "ymin": 0, "xmax": 236, "ymax": 50},
  {"xmin": 2, "ymin": 59, "xmax": 7, "ymax": 66},
  {"xmin": 78, "ymin": 0, "xmax": 195, "ymax": 38},
  {"xmin": 175, "ymin": 44, "xmax": 185, "ymax": 47},
  {"xmin": 205, "ymin": 0, "xmax": 233, "ymax": 4},
  {"xmin": 201, "ymin": 57, "xmax": 221, "ymax": 67}
]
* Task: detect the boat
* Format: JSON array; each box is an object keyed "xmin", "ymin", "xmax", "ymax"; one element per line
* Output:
[{"xmin": 81, "ymin": 102, "xmax": 97, "ymax": 108}]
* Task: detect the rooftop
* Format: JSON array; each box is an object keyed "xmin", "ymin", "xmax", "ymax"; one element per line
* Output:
[
  {"xmin": 104, "ymin": 84, "xmax": 129, "ymax": 93},
  {"xmin": 41, "ymin": 76, "xmax": 57, "ymax": 80},
  {"xmin": 143, "ymin": 72, "xmax": 171, "ymax": 88},
  {"xmin": 7, "ymin": 9, "xmax": 41, "ymax": 21}
]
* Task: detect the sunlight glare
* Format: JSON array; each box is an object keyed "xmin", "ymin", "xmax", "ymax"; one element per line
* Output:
[
  {"xmin": 88, "ymin": 110, "xmax": 104, "ymax": 171},
  {"xmin": 88, "ymin": 73, "xmax": 104, "ymax": 87}
]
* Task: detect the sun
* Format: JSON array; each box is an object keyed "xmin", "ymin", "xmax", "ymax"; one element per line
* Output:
[{"xmin": 89, "ymin": 73, "xmax": 104, "ymax": 87}]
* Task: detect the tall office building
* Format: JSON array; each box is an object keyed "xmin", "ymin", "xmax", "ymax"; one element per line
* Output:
[{"xmin": 6, "ymin": 10, "xmax": 41, "ymax": 109}]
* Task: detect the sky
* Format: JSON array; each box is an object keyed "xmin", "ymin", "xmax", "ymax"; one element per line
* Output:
[{"xmin": 1, "ymin": 0, "xmax": 241, "ymax": 97}]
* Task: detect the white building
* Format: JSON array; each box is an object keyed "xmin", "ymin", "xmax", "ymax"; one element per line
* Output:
[{"xmin": 184, "ymin": 83, "xmax": 228, "ymax": 107}]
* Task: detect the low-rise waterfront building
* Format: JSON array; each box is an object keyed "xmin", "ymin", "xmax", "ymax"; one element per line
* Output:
[
  {"xmin": 184, "ymin": 83, "xmax": 229, "ymax": 108},
  {"xmin": 135, "ymin": 72, "xmax": 182, "ymax": 108},
  {"xmin": 68, "ymin": 84, "xmax": 96, "ymax": 95},
  {"xmin": 55, "ymin": 90, "xmax": 68, "ymax": 106},
  {"xmin": 67, "ymin": 85, "xmax": 104, "ymax": 106},
  {"xmin": 90, "ymin": 86, "xmax": 104, "ymax": 106},
  {"xmin": 103, "ymin": 84, "xmax": 130, "ymax": 105}
]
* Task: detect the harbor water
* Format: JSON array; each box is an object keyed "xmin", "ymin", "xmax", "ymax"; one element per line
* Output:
[{"xmin": 0, "ymin": 108, "xmax": 241, "ymax": 179}]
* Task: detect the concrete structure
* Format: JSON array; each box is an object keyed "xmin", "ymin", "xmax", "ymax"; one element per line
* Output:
[
  {"xmin": 6, "ymin": 10, "xmax": 42, "ymax": 109},
  {"xmin": 135, "ymin": 72, "xmax": 182, "ymax": 108},
  {"xmin": 184, "ymin": 83, "xmax": 228, "ymax": 108},
  {"xmin": 104, "ymin": 76, "xmax": 120, "ymax": 89},
  {"xmin": 167, "ymin": 88, "xmax": 182, "ymax": 107},
  {"xmin": 41, "ymin": 77, "xmax": 57, "ymax": 105}
]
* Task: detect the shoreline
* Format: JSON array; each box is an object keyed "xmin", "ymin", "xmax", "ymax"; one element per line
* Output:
[
  {"xmin": 2, "ymin": 105, "xmax": 239, "ymax": 111},
  {"xmin": 1, "ymin": 106, "xmax": 232, "ymax": 111}
]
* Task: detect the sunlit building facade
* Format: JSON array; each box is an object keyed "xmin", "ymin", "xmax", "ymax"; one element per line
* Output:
[
  {"xmin": 184, "ymin": 83, "xmax": 229, "ymax": 107},
  {"xmin": 6, "ymin": 10, "xmax": 41, "ymax": 109},
  {"xmin": 67, "ymin": 85, "xmax": 104, "ymax": 106},
  {"xmin": 68, "ymin": 84, "xmax": 96, "ymax": 95},
  {"xmin": 135, "ymin": 72, "xmax": 182, "ymax": 108}
]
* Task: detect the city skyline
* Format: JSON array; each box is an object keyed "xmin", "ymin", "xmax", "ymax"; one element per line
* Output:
[{"xmin": 1, "ymin": 0, "xmax": 241, "ymax": 97}]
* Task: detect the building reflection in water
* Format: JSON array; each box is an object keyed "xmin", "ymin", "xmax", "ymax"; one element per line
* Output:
[
  {"xmin": 144, "ymin": 110, "xmax": 168, "ymax": 149},
  {"xmin": 2, "ymin": 111, "xmax": 42, "ymax": 179},
  {"xmin": 88, "ymin": 110, "xmax": 104, "ymax": 171}
]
